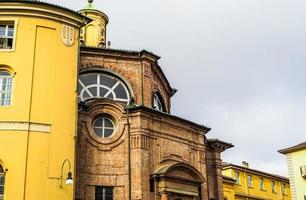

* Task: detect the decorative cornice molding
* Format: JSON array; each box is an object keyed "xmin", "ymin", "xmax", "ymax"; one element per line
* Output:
[
  {"xmin": 0, "ymin": 121, "xmax": 51, "ymax": 133},
  {"xmin": 0, "ymin": 2, "xmax": 90, "ymax": 27}
]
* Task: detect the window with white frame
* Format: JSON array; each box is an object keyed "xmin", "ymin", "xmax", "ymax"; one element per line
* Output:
[
  {"xmin": 92, "ymin": 116, "xmax": 115, "ymax": 138},
  {"xmin": 0, "ymin": 71, "xmax": 13, "ymax": 106},
  {"xmin": 271, "ymin": 180, "xmax": 276, "ymax": 193},
  {"xmin": 260, "ymin": 178, "xmax": 265, "ymax": 190},
  {"xmin": 247, "ymin": 175, "xmax": 253, "ymax": 187},
  {"xmin": 0, "ymin": 21, "xmax": 14, "ymax": 49},
  {"xmin": 78, "ymin": 73, "xmax": 130, "ymax": 104},
  {"xmin": 0, "ymin": 165, "xmax": 5, "ymax": 200},
  {"xmin": 234, "ymin": 171, "xmax": 240, "ymax": 185},
  {"xmin": 281, "ymin": 183, "xmax": 286, "ymax": 195}
]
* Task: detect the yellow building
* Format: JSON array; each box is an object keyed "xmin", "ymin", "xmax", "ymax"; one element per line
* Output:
[
  {"xmin": 78, "ymin": 0, "xmax": 108, "ymax": 47},
  {"xmin": 279, "ymin": 142, "xmax": 306, "ymax": 200},
  {"xmin": 222, "ymin": 162, "xmax": 292, "ymax": 200},
  {"xmin": 0, "ymin": 1, "xmax": 89, "ymax": 199}
]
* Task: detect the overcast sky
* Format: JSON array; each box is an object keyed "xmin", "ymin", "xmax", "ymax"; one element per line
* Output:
[{"xmin": 49, "ymin": 0, "xmax": 306, "ymax": 176}]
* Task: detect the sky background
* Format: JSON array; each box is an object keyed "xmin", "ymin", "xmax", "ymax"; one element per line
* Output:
[{"xmin": 49, "ymin": 0, "xmax": 306, "ymax": 176}]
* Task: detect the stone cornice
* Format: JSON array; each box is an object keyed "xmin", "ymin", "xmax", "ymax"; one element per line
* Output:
[
  {"xmin": 0, "ymin": 1, "xmax": 91, "ymax": 27},
  {"xmin": 127, "ymin": 105, "xmax": 211, "ymax": 134}
]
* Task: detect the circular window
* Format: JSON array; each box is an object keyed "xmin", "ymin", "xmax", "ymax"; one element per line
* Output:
[{"xmin": 92, "ymin": 116, "xmax": 115, "ymax": 138}]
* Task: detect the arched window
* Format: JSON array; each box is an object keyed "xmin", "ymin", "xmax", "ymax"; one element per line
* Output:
[
  {"xmin": 0, "ymin": 164, "xmax": 5, "ymax": 200},
  {"xmin": 153, "ymin": 92, "xmax": 165, "ymax": 112},
  {"xmin": 78, "ymin": 73, "xmax": 130, "ymax": 104},
  {"xmin": 0, "ymin": 70, "xmax": 13, "ymax": 106}
]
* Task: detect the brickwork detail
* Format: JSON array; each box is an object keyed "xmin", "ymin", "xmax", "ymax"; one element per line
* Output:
[
  {"xmin": 75, "ymin": 48, "xmax": 229, "ymax": 200},
  {"xmin": 131, "ymin": 135, "xmax": 149, "ymax": 149}
]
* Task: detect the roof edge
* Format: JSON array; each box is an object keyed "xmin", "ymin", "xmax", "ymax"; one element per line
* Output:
[
  {"xmin": 0, "ymin": 0, "xmax": 91, "ymax": 26},
  {"xmin": 127, "ymin": 105, "xmax": 211, "ymax": 133},
  {"xmin": 278, "ymin": 141, "xmax": 306, "ymax": 154},
  {"xmin": 222, "ymin": 162, "xmax": 289, "ymax": 182},
  {"xmin": 208, "ymin": 139, "xmax": 234, "ymax": 152}
]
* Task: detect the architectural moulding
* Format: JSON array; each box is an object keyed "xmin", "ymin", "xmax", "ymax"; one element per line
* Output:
[{"xmin": 0, "ymin": 122, "xmax": 51, "ymax": 133}]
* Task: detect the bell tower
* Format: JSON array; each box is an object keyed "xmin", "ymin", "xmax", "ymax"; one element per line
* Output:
[{"xmin": 79, "ymin": 0, "xmax": 109, "ymax": 47}]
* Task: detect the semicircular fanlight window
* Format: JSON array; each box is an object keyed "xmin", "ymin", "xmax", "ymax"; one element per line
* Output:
[{"xmin": 78, "ymin": 73, "xmax": 130, "ymax": 104}]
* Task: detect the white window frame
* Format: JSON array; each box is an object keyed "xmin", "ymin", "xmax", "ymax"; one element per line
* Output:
[
  {"xmin": 247, "ymin": 174, "xmax": 253, "ymax": 187},
  {"xmin": 271, "ymin": 180, "xmax": 276, "ymax": 193},
  {"xmin": 92, "ymin": 116, "xmax": 115, "ymax": 138},
  {"xmin": 259, "ymin": 177, "xmax": 265, "ymax": 190},
  {"xmin": 0, "ymin": 18, "xmax": 18, "ymax": 52},
  {"xmin": 0, "ymin": 165, "xmax": 5, "ymax": 200},
  {"xmin": 0, "ymin": 71, "xmax": 13, "ymax": 106},
  {"xmin": 234, "ymin": 171, "xmax": 240, "ymax": 185}
]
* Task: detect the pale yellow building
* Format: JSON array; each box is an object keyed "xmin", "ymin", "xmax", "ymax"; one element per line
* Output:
[
  {"xmin": 222, "ymin": 162, "xmax": 292, "ymax": 200},
  {"xmin": 279, "ymin": 142, "xmax": 306, "ymax": 200},
  {"xmin": 0, "ymin": 1, "xmax": 89, "ymax": 199}
]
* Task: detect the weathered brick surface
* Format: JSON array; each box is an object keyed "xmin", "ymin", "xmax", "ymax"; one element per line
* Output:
[{"xmin": 75, "ymin": 47, "xmax": 229, "ymax": 200}]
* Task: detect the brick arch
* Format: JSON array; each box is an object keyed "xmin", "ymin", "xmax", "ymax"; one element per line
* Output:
[
  {"xmin": 153, "ymin": 162, "xmax": 205, "ymax": 200},
  {"xmin": 154, "ymin": 162, "xmax": 205, "ymax": 183}
]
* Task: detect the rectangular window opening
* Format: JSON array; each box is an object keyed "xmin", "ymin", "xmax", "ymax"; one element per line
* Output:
[
  {"xmin": 149, "ymin": 177, "xmax": 155, "ymax": 192},
  {"xmin": 271, "ymin": 180, "xmax": 276, "ymax": 193},
  {"xmin": 281, "ymin": 183, "xmax": 286, "ymax": 195},
  {"xmin": 260, "ymin": 178, "xmax": 265, "ymax": 190},
  {"xmin": 234, "ymin": 171, "xmax": 240, "ymax": 185},
  {"xmin": 247, "ymin": 175, "xmax": 253, "ymax": 187},
  {"xmin": 0, "ymin": 72, "xmax": 13, "ymax": 106},
  {"xmin": 0, "ymin": 21, "xmax": 15, "ymax": 50},
  {"xmin": 95, "ymin": 186, "xmax": 113, "ymax": 200}
]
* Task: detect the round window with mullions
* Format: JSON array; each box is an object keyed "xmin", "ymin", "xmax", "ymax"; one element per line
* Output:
[{"xmin": 92, "ymin": 116, "xmax": 115, "ymax": 138}]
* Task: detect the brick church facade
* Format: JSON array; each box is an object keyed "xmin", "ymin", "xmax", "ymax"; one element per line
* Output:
[{"xmin": 75, "ymin": 1, "xmax": 233, "ymax": 200}]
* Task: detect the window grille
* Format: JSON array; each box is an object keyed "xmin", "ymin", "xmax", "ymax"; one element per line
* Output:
[
  {"xmin": 0, "ymin": 165, "xmax": 5, "ymax": 200},
  {"xmin": 0, "ymin": 22, "xmax": 14, "ymax": 49},
  {"xmin": 0, "ymin": 71, "xmax": 13, "ymax": 106},
  {"xmin": 92, "ymin": 116, "xmax": 115, "ymax": 138},
  {"xmin": 78, "ymin": 73, "xmax": 130, "ymax": 104},
  {"xmin": 95, "ymin": 186, "xmax": 113, "ymax": 200}
]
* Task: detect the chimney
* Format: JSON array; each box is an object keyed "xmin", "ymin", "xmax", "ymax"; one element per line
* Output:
[{"xmin": 242, "ymin": 161, "xmax": 249, "ymax": 168}]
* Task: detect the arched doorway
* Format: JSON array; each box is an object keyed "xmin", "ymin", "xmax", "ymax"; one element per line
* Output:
[{"xmin": 153, "ymin": 163, "xmax": 205, "ymax": 200}]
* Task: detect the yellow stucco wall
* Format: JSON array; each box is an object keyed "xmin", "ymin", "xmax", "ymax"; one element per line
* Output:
[
  {"xmin": 0, "ymin": 2, "xmax": 85, "ymax": 200},
  {"xmin": 222, "ymin": 167, "xmax": 292, "ymax": 200},
  {"xmin": 286, "ymin": 149, "xmax": 306, "ymax": 200},
  {"xmin": 223, "ymin": 181, "xmax": 235, "ymax": 200}
]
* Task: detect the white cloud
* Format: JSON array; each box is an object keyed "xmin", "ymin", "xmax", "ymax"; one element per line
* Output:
[{"xmin": 47, "ymin": 0, "xmax": 306, "ymax": 177}]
